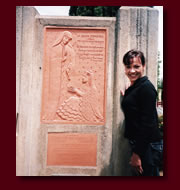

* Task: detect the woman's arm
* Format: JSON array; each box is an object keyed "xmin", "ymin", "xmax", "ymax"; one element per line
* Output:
[
  {"xmin": 68, "ymin": 86, "xmax": 84, "ymax": 97},
  {"xmin": 133, "ymin": 82, "xmax": 158, "ymax": 156}
]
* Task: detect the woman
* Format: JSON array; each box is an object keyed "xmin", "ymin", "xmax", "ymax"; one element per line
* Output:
[
  {"xmin": 121, "ymin": 50, "xmax": 163, "ymax": 176},
  {"xmin": 56, "ymin": 70, "xmax": 104, "ymax": 123},
  {"xmin": 43, "ymin": 31, "xmax": 75, "ymax": 121}
]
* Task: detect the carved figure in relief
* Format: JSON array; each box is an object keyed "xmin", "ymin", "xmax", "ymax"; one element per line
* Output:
[
  {"xmin": 52, "ymin": 31, "xmax": 75, "ymax": 80},
  {"xmin": 56, "ymin": 70, "xmax": 104, "ymax": 123},
  {"xmin": 43, "ymin": 31, "xmax": 75, "ymax": 120}
]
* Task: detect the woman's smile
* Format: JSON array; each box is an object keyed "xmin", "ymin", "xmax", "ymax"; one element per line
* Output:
[{"xmin": 125, "ymin": 57, "xmax": 145, "ymax": 85}]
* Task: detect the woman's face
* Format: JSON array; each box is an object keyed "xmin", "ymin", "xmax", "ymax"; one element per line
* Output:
[
  {"xmin": 82, "ymin": 75, "xmax": 88, "ymax": 83},
  {"xmin": 62, "ymin": 35, "xmax": 71, "ymax": 45},
  {"xmin": 124, "ymin": 57, "xmax": 145, "ymax": 85}
]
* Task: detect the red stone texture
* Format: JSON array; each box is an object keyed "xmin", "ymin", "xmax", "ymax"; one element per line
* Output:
[
  {"xmin": 41, "ymin": 27, "xmax": 108, "ymax": 125},
  {"xmin": 47, "ymin": 133, "xmax": 97, "ymax": 166}
]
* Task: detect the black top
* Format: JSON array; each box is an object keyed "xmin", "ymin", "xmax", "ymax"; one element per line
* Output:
[{"xmin": 121, "ymin": 76, "xmax": 161, "ymax": 157}]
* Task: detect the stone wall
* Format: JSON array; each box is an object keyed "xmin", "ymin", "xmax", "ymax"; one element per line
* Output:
[
  {"xmin": 112, "ymin": 6, "xmax": 159, "ymax": 176},
  {"xmin": 16, "ymin": 6, "xmax": 159, "ymax": 176}
]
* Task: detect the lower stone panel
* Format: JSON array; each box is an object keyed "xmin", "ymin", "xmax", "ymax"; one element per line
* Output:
[{"xmin": 47, "ymin": 133, "xmax": 97, "ymax": 166}]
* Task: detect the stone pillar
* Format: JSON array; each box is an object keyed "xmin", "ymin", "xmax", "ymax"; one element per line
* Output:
[
  {"xmin": 112, "ymin": 6, "xmax": 159, "ymax": 175},
  {"xmin": 16, "ymin": 6, "xmax": 42, "ymax": 176},
  {"xmin": 16, "ymin": 7, "xmax": 22, "ymax": 118}
]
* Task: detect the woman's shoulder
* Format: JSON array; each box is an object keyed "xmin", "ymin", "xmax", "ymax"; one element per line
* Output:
[{"xmin": 139, "ymin": 78, "xmax": 157, "ymax": 95}]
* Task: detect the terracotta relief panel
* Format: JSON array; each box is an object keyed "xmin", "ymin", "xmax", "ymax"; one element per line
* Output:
[
  {"xmin": 47, "ymin": 133, "xmax": 97, "ymax": 166},
  {"xmin": 41, "ymin": 27, "xmax": 108, "ymax": 124}
]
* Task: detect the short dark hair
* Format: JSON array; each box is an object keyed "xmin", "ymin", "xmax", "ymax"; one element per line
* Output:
[{"xmin": 123, "ymin": 49, "xmax": 145, "ymax": 66}]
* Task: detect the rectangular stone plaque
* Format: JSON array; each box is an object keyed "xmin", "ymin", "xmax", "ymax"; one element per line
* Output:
[
  {"xmin": 47, "ymin": 133, "xmax": 97, "ymax": 166},
  {"xmin": 41, "ymin": 27, "xmax": 108, "ymax": 125}
]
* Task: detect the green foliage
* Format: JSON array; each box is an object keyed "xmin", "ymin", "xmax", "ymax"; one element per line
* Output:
[
  {"xmin": 94, "ymin": 6, "xmax": 103, "ymax": 16},
  {"xmin": 157, "ymin": 51, "xmax": 163, "ymax": 102},
  {"xmin": 69, "ymin": 6, "xmax": 154, "ymax": 17},
  {"xmin": 158, "ymin": 115, "xmax": 163, "ymax": 137},
  {"xmin": 157, "ymin": 51, "xmax": 163, "ymax": 89},
  {"xmin": 158, "ymin": 79, "xmax": 163, "ymax": 89},
  {"xmin": 69, "ymin": 6, "xmax": 78, "ymax": 16},
  {"xmin": 69, "ymin": 6, "xmax": 121, "ymax": 17}
]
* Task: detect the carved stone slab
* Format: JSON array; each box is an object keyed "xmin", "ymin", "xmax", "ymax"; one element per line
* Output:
[
  {"xmin": 47, "ymin": 133, "xmax": 97, "ymax": 166},
  {"xmin": 41, "ymin": 27, "xmax": 108, "ymax": 124}
]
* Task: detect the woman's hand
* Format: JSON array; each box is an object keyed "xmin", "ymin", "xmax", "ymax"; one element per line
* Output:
[
  {"xmin": 120, "ymin": 89, "xmax": 125, "ymax": 96},
  {"xmin": 68, "ymin": 86, "xmax": 76, "ymax": 93},
  {"xmin": 68, "ymin": 86, "xmax": 84, "ymax": 97},
  {"xmin": 130, "ymin": 153, "xmax": 143, "ymax": 174},
  {"xmin": 120, "ymin": 82, "xmax": 131, "ymax": 96}
]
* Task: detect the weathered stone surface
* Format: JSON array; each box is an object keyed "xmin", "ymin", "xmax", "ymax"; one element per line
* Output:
[
  {"xmin": 16, "ymin": 7, "xmax": 116, "ymax": 176},
  {"xmin": 37, "ymin": 15, "xmax": 116, "ymax": 176},
  {"xmin": 16, "ymin": 6, "xmax": 43, "ymax": 176}
]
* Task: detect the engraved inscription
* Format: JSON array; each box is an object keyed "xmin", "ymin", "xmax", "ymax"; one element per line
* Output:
[
  {"xmin": 47, "ymin": 133, "xmax": 97, "ymax": 166},
  {"xmin": 41, "ymin": 27, "xmax": 107, "ymax": 124}
]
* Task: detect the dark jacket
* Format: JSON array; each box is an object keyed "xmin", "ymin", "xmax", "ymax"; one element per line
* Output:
[{"xmin": 121, "ymin": 76, "xmax": 161, "ymax": 157}]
